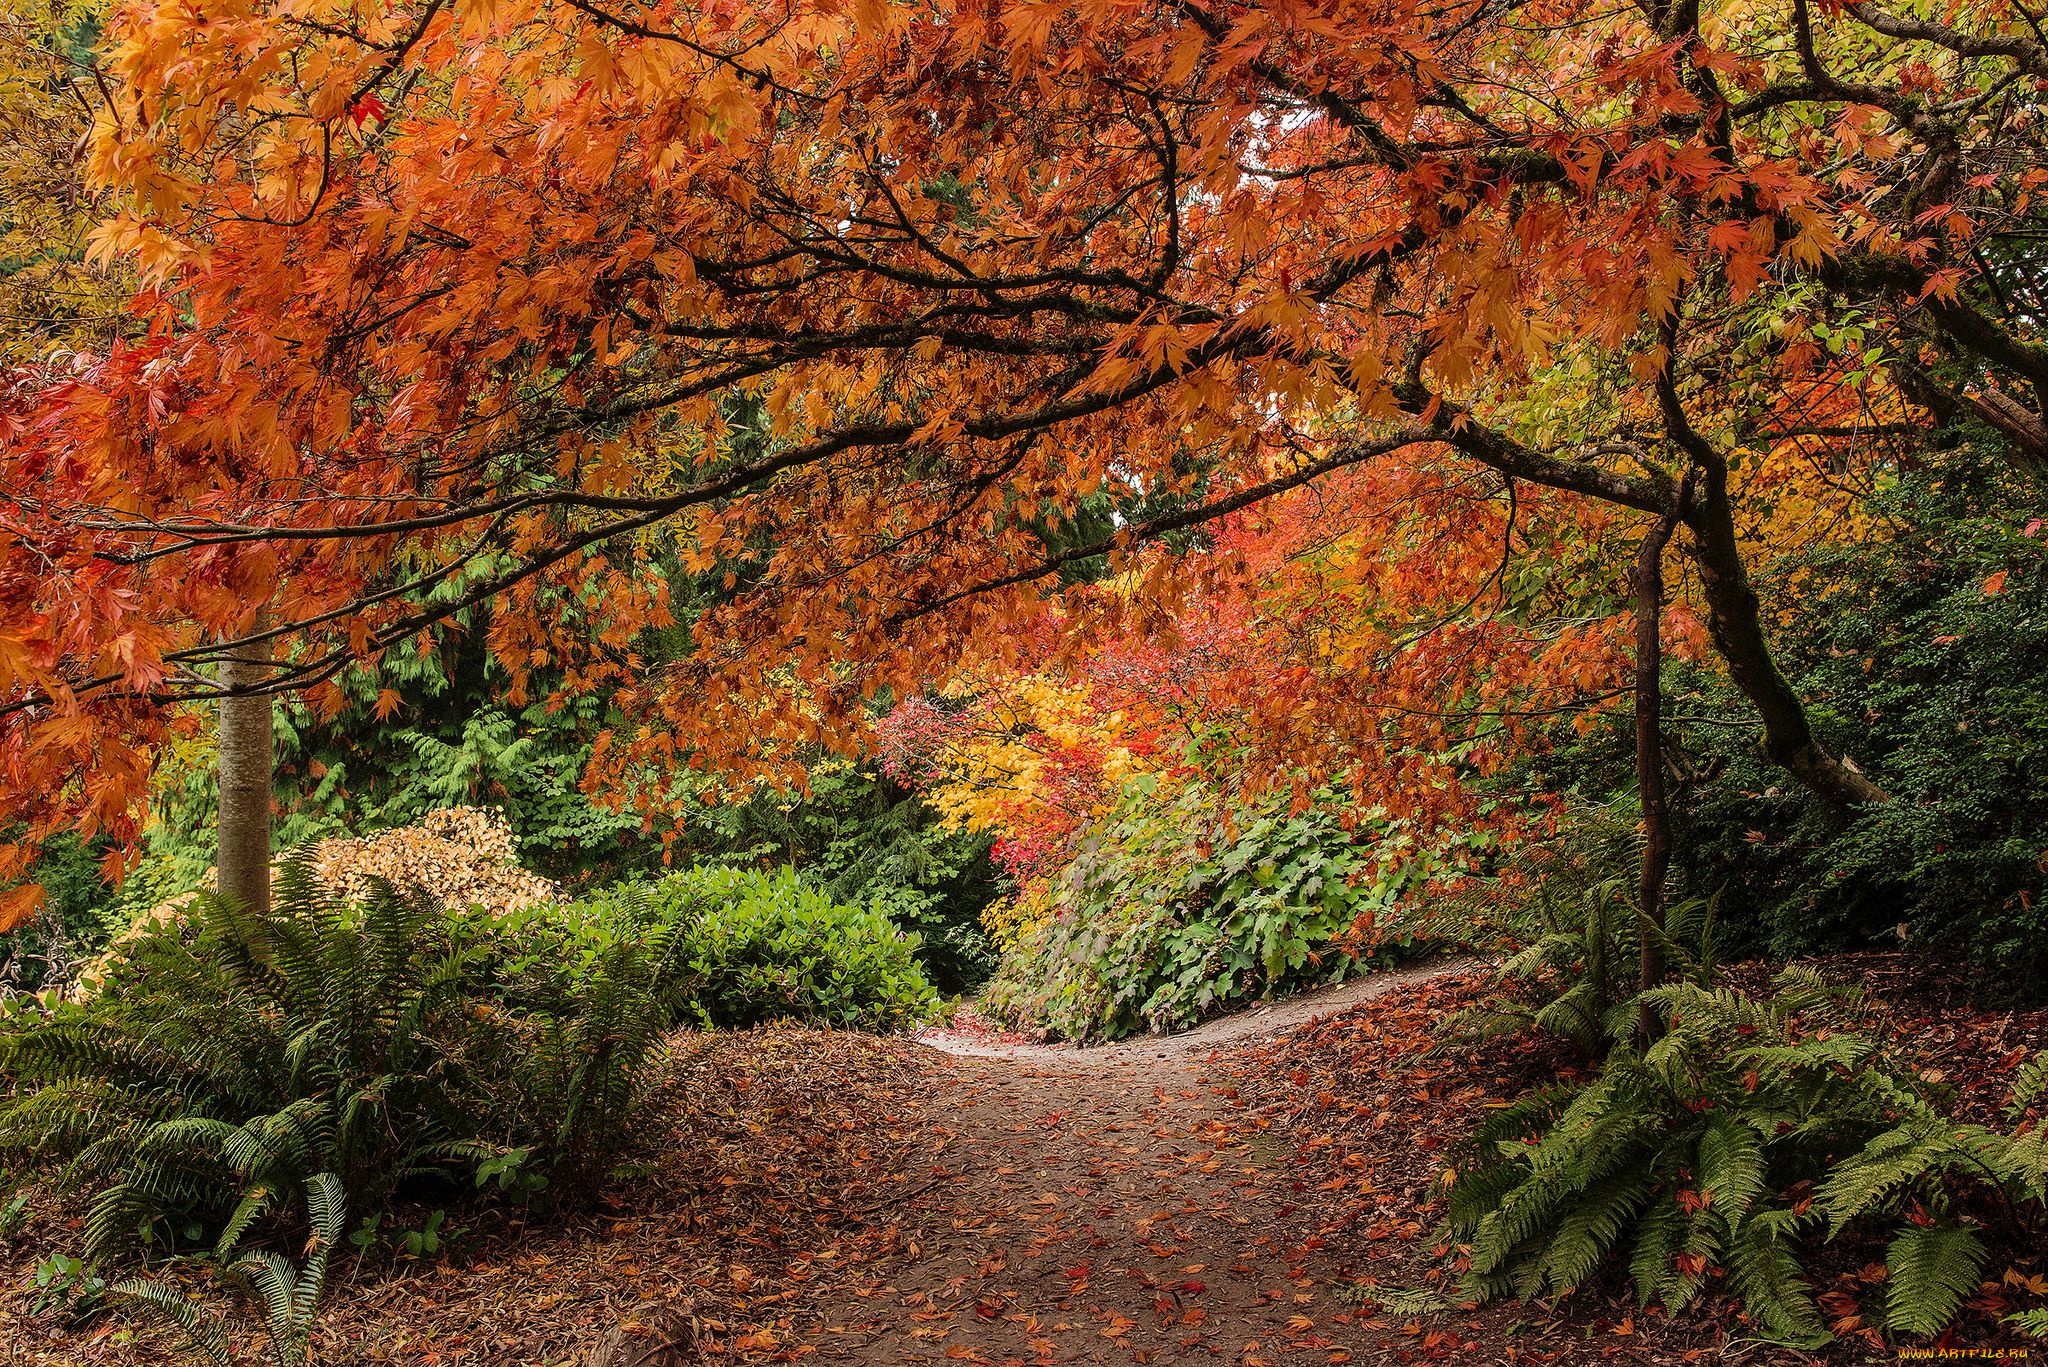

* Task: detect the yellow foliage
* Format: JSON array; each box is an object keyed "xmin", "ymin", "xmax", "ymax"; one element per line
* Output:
[
  {"xmin": 979, "ymin": 885, "xmax": 1053, "ymax": 953},
  {"xmin": 1, "ymin": 0, "xmax": 128, "ymax": 363},
  {"xmin": 914, "ymin": 674, "xmax": 1157, "ymax": 837}
]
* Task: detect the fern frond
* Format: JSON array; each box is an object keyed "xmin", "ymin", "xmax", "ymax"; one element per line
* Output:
[
  {"xmin": 234, "ymin": 1248, "xmax": 300, "ymax": 1335},
  {"xmin": 1816, "ymin": 1120, "xmax": 1949, "ymax": 1232},
  {"xmin": 2008, "ymin": 1051, "xmax": 2048, "ymax": 1121},
  {"xmin": 1884, "ymin": 1222, "xmax": 1986, "ymax": 1339},
  {"xmin": 1696, "ymin": 1113, "xmax": 1766, "ymax": 1222},
  {"xmin": 106, "ymin": 1278, "xmax": 238, "ymax": 1367},
  {"xmin": 1722, "ymin": 1208, "xmax": 1827, "ymax": 1347},
  {"xmin": 1536, "ymin": 1171, "xmax": 1654, "ymax": 1292},
  {"xmin": 214, "ymin": 1182, "xmax": 280, "ymax": 1259}
]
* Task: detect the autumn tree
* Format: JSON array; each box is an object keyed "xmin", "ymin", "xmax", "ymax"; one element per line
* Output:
[{"xmin": 1, "ymin": 0, "xmax": 2044, "ymax": 921}]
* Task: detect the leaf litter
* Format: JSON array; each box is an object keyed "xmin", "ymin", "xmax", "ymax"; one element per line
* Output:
[{"xmin": 7, "ymin": 959, "xmax": 2046, "ymax": 1364}]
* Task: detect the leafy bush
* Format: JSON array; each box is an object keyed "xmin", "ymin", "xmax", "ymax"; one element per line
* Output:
[
  {"xmin": 982, "ymin": 777, "xmax": 1455, "ymax": 1041},
  {"xmin": 680, "ymin": 758, "xmax": 1002, "ymax": 992},
  {"xmin": 1443, "ymin": 968, "xmax": 2048, "ymax": 1346},
  {"xmin": 1, "ymin": 833, "xmax": 118, "ymax": 1007},
  {"xmin": 555, "ymin": 864, "xmax": 943, "ymax": 1031},
  {"xmin": 0, "ymin": 861, "xmax": 683, "ymax": 1260}
]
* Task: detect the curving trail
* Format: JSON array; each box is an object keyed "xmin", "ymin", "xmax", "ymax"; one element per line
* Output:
[
  {"xmin": 795, "ymin": 961, "xmax": 1484, "ymax": 1365},
  {"xmin": 915, "ymin": 960, "xmax": 1487, "ymax": 1067}
]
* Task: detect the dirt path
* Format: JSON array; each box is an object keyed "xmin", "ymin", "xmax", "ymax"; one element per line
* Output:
[
  {"xmin": 790, "ymin": 960, "xmax": 1487, "ymax": 1365},
  {"xmin": 915, "ymin": 959, "xmax": 1487, "ymax": 1065}
]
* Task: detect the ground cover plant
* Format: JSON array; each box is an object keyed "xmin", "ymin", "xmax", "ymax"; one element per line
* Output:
[
  {"xmin": 105, "ymin": 1172, "xmax": 346, "ymax": 1367},
  {"xmin": 0, "ymin": 860, "xmax": 685, "ymax": 1262},
  {"xmin": 0, "ymin": 843, "xmax": 946, "ymax": 1362},
  {"xmin": 1447, "ymin": 969, "xmax": 2048, "ymax": 1345},
  {"xmin": 1228, "ymin": 968, "xmax": 2048, "ymax": 1360},
  {"xmin": 0, "ymin": 1028, "xmax": 969, "ymax": 1367}
]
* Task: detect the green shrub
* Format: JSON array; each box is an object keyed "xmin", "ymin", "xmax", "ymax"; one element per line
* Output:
[
  {"xmin": 982, "ymin": 777, "xmax": 1458, "ymax": 1041},
  {"xmin": 1443, "ymin": 968, "xmax": 2048, "ymax": 1346},
  {"xmin": 0, "ymin": 861, "xmax": 683, "ymax": 1260},
  {"xmin": 679, "ymin": 758, "xmax": 1002, "ymax": 993},
  {"xmin": 558, "ymin": 865, "xmax": 943, "ymax": 1031},
  {"xmin": 1, "ymin": 832, "xmax": 120, "ymax": 1007}
]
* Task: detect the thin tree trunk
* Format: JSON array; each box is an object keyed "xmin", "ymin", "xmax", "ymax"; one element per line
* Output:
[
  {"xmin": 1684, "ymin": 457, "xmax": 1889, "ymax": 807},
  {"xmin": 217, "ymin": 613, "xmax": 275, "ymax": 917},
  {"xmin": 1632, "ymin": 510, "xmax": 1680, "ymax": 1048}
]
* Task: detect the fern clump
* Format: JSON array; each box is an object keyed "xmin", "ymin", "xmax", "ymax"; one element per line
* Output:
[
  {"xmin": 107, "ymin": 1172, "xmax": 347, "ymax": 1367},
  {"xmin": 0, "ymin": 858, "xmax": 685, "ymax": 1260},
  {"xmin": 1443, "ymin": 968, "xmax": 2048, "ymax": 1346},
  {"xmin": 1437, "ymin": 798, "xmax": 1719, "ymax": 1059}
]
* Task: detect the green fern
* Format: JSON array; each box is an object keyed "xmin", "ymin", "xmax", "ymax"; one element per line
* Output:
[
  {"xmin": 1722, "ymin": 1208, "xmax": 1827, "ymax": 1346},
  {"xmin": 1439, "ymin": 801, "xmax": 1719, "ymax": 1059},
  {"xmin": 2008, "ymin": 1050, "xmax": 2048, "ymax": 1121},
  {"xmin": 2008, "ymin": 1307, "xmax": 2048, "ymax": 1339},
  {"xmin": 1440, "ymin": 967, "xmax": 2048, "ymax": 1347},
  {"xmin": 108, "ymin": 1172, "xmax": 346, "ymax": 1367},
  {"xmin": 1, "ymin": 854, "xmax": 682, "ymax": 1258},
  {"xmin": 1883, "ymin": 1222, "xmax": 1987, "ymax": 1338}
]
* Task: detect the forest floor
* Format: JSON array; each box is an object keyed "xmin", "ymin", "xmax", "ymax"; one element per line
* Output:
[{"xmin": 7, "ymin": 956, "xmax": 2046, "ymax": 1367}]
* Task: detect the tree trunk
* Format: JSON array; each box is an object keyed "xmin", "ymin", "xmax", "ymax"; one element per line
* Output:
[
  {"xmin": 1684, "ymin": 459, "xmax": 1889, "ymax": 807},
  {"xmin": 217, "ymin": 614, "xmax": 275, "ymax": 917},
  {"xmin": 1966, "ymin": 387, "xmax": 2048, "ymax": 482},
  {"xmin": 1632, "ymin": 511, "xmax": 1679, "ymax": 1048}
]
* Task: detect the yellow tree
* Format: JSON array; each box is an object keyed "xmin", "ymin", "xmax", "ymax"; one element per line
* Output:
[{"xmin": 0, "ymin": 0, "xmax": 123, "ymax": 364}]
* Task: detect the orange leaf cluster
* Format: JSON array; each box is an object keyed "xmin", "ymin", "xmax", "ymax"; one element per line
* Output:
[{"xmin": 1, "ymin": 0, "xmax": 2031, "ymax": 898}]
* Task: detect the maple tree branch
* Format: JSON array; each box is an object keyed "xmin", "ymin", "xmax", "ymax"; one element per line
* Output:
[
  {"xmin": 1381, "ymin": 378, "xmax": 1674, "ymax": 514},
  {"xmin": 1653, "ymin": 339, "xmax": 1889, "ymax": 806},
  {"xmin": 1844, "ymin": 1, "xmax": 2048, "ymax": 76},
  {"xmin": 884, "ymin": 428, "xmax": 1440, "ymax": 627},
  {"xmin": 1361, "ymin": 477, "xmax": 1523, "ymax": 655},
  {"xmin": 556, "ymin": 0, "xmax": 812, "ymax": 100},
  {"xmin": 1828, "ymin": 252, "xmax": 2048, "ymax": 393},
  {"xmin": 18, "ymin": 284, "xmax": 1332, "ymax": 708}
]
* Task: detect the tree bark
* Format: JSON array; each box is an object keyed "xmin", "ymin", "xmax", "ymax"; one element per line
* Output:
[
  {"xmin": 217, "ymin": 612, "xmax": 275, "ymax": 917},
  {"xmin": 1965, "ymin": 387, "xmax": 2048, "ymax": 481},
  {"xmin": 1683, "ymin": 458, "xmax": 1889, "ymax": 807},
  {"xmin": 1632, "ymin": 509, "xmax": 1680, "ymax": 1047}
]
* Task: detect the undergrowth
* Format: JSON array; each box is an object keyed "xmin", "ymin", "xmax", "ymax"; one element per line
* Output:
[
  {"xmin": 0, "ymin": 859, "xmax": 684, "ymax": 1262},
  {"xmin": 981, "ymin": 778, "xmax": 1460, "ymax": 1040}
]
